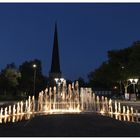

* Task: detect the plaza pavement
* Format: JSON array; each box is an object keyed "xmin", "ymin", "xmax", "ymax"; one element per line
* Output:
[
  {"xmin": 117, "ymin": 100, "xmax": 140, "ymax": 110},
  {"xmin": 0, "ymin": 113, "xmax": 140, "ymax": 137}
]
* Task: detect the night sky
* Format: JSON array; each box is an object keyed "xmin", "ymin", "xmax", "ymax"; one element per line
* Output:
[{"xmin": 0, "ymin": 3, "xmax": 140, "ymax": 81}]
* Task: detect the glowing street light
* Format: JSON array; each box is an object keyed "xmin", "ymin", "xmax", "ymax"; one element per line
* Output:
[
  {"xmin": 54, "ymin": 78, "xmax": 64, "ymax": 86},
  {"xmin": 33, "ymin": 64, "xmax": 37, "ymax": 68},
  {"xmin": 113, "ymin": 86, "xmax": 118, "ymax": 90},
  {"xmin": 128, "ymin": 78, "xmax": 139, "ymax": 95},
  {"xmin": 33, "ymin": 64, "xmax": 37, "ymax": 96},
  {"xmin": 54, "ymin": 78, "xmax": 64, "ymax": 97}
]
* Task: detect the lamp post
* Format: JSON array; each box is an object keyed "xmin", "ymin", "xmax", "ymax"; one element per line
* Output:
[
  {"xmin": 120, "ymin": 66, "xmax": 124, "ymax": 95},
  {"xmin": 128, "ymin": 78, "xmax": 139, "ymax": 100},
  {"xmin": 33, "ymin": 64, "xmax": 37, "ymax": 96},
  {"xmin": 54, "ymin": 78, "xmax": 64, "ymax": 97},
  {"xmin": 129, "ymin": 78, "xmax": 139, "ymax": 94}
]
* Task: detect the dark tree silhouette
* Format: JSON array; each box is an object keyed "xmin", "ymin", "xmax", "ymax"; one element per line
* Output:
[
  {"xmin": 88, "ymin": 41, "xmax": 140, "ymax": 95},
  {"xmin": 19, "ymin": 59, "xmax": 48, "ymax": 97}
]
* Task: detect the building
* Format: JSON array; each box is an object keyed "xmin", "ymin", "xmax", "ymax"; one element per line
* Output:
[{"xmin": 48, "ymin": 23, "xmax": 62, "ymax": 86}]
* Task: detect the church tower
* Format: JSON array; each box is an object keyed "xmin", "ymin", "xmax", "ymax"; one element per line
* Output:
[{"xmin": 49, "ymin": 23, "xmax": 62, "ymax": 85}]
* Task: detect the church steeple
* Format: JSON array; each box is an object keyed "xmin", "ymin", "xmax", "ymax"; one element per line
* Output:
[{"xmin": 49, "ymin": 23, "xmax": 62, "ymax": 80}]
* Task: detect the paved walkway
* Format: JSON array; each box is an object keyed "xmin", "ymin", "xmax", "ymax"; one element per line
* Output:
[
  {"xmin": 0, "ymin": 101, "xmax": 17, "ymax": 107},
  {"xmin": 0, "ymin": 113, "xmax": 140, "ymax": 137},
  {"xmin": 117, "ymin": 100, "xmax": 140, "ymax": 110}
]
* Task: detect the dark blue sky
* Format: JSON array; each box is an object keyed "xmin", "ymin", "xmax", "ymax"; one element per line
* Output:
[{"xmin": 0, "ymin": 3, "xmax": 140, "ymax": 81}]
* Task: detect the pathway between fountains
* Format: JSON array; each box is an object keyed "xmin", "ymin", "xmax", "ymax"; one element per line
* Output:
[{"xmin": 0, "ymin": 113, "xmax": 140, "ymax": 137}]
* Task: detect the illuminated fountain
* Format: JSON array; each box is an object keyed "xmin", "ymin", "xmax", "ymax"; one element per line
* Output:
[
  {"xmin": 123, "ymin": 106, "xmax": 126, "ymax": 121},
  {"xmin": 118, "ymin": 102, "xmax": 121, "ymax": 114},
  {"xmin": 0, "ymin": 80, "xmax": 139, "ymax": 124},
  {"xmin": 17, "ymin": 102, "xmax": 20, "ymax": 115},
  {"xmin": 0, "ymin": 108, "xmax": 3, "ymax": 123},
  {"xmin": 108, "ymin": 99, "xmax": 113, "ymax": 117},
  {"xmin": 105, "ymin": 97, "xmax": 109, "ymax": 113},
  {"xmin": 13, "ymin": 105, "xmax": 16, "ymax": 115},
  {"xmin": 130, "ymin": 106, "xmax": 134, "ymax": 122},
  {"xmin": 4, "ymin": 107, "xmax": 8, "ymax": 117},
  {"xmin": 96, "ymin": 96, "xmax": 100, "ymax": 112},
  {"xmin": 8, "ymin": 105, "xmax": 11, "ymax": 116},
  {"xmin": 118, "ymin": 102, "xmax": 121, "ymax": 121},
  {"xmin": 101, "ymin": 96, "xmax": 105, "ymax": 113},
  {"xmin": 92, "ymin": 93, "xmax": 96, "ymax": 111},
  {"xmin": 114, "ymin": 101, "xmax": 119, "ymax": 120},
  {"xmin": 126, "ymin": 106, "xmax": 130, "ymax": 121},
  {"xmin": 136, "ymin": 110, "xmax": 139, "ymax": 122},
  {"xmin": 20, "ymin": 101, "xmax": 23, "ymax": 114}
]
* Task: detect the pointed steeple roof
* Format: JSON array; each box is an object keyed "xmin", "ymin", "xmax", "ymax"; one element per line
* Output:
[{"xmin": 50, "ymin": 23, "xmax": 61, "ymax": 75}]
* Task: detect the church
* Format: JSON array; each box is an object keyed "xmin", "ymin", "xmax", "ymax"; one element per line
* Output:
[{"xmin": 48, "ymin": 23, "xmax": 63, "ymax": 86}]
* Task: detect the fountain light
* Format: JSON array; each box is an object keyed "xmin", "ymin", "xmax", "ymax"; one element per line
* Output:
[{"xmin": 100, "ymin": 110, "xmax": 105, "ymax": 115}]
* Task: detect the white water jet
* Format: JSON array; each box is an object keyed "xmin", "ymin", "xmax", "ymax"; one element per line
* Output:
[
  {"xmin": 109, "ymin": 99, "xmax": 113, "ymax": 117},
  {"xmin": 92, "ymin": 93, "xmax": 96, "ymax": 111},
  {"xmin": 126, "ymin": 106, "xmax": 130, "ymax": 122},
  {"xmin": 4, "ymin": 107, "xmax": 8, "ymax": 116},
  {"xmin": 20, "ymin": 101, "xmax": 23, "ymax": 114},
  {"xmin": 114, "ymin": 100, "xmax": 118, "ymax": 114},
  {"xmin": 8, "ymin": 106, "xmax": 11, "ymax": 115},
  {"xmin": 118, "ymin": 102, "xmax": 121, "ymax": 114},
  {"xmin": 123, "ymin": 106, "xmax": 126, "ymax": 121},
  {"xmin": 101, "ymin": 96, "xmax": 105, "ymax": 113},
  {"xmin": 105, "ymin": 97, "xmax": 108, "ymax": 113},
  {"xmin": 17, "ymin": 102, "xmax": 20, "ymax": 114},
  {"xmin": 130, "ymin": 106, "xmax": 134, "ymax": 122},
  {"xmin": 0, "ymin": 108, "xmax": 3, "ymax": 117},
  {"xmin": 96, "ymin": 96, "xmax": 100, "ymax": 112},
  {"xmin": 13, "ymin": 105, "xmax": 16, "ymax": 115}
]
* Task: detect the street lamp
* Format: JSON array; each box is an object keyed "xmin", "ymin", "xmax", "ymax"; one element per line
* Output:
[
  {"xmin": 55, "ymin": 78, "xmax": 64, "ymax": 86},
  {"xmin": 33, "ymin": 64, "xmax": 37, "ymax": 96},
  {"xmin": 120, "ymin": 66, "xmax": 125, "ymax": 95},
  {"xmin": 54, "ymin": 78, "xmax": 64, "ymax": 97},
  {"xmin": 128, "ymin": 78, "xmax": 139, "ymax": 94}
]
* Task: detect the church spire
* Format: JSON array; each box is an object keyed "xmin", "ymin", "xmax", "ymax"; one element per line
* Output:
[{"xmin": 49, "ymin": 23, "xmax": 61, "ymax": 79}]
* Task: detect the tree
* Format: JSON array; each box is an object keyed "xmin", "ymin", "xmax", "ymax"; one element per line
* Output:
[
  {"xmin": 0, "ymin": 63, "xmax": 21, "ymax": 96},
  {"xmin": 129, "ymin": 41, "xmax": 140, "ymax": 76},
  {"xmin": 88, "ymin": 41, "xmax": 140, "ymax": 95},
  {"xmin": 88, "ymin": 62, "xmax": 115, "ymax": 90},
  {"xmin": 19, "ymin": 59, "xmax": 48, "ymax": 97}
]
